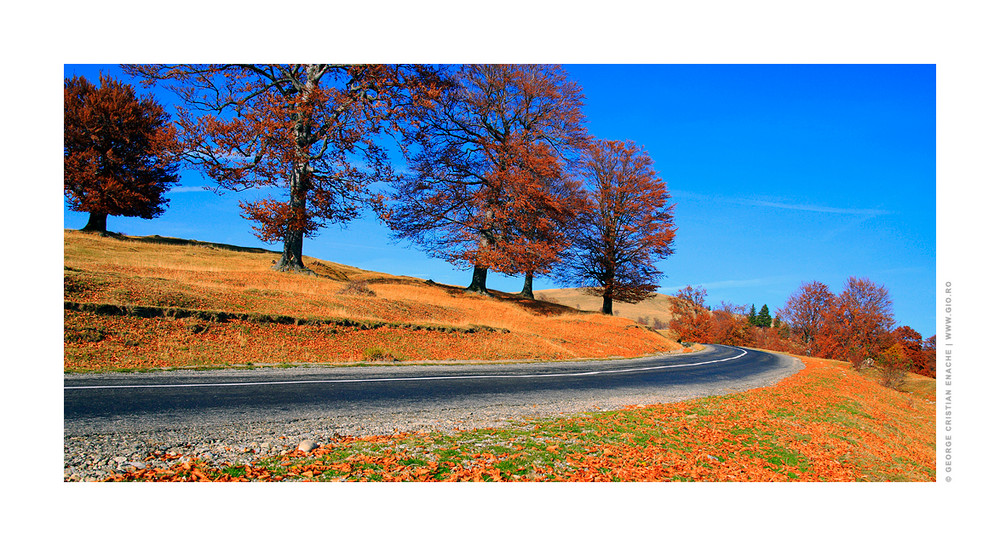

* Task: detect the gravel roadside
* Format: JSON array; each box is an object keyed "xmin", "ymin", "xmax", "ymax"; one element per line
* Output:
[{"xmin": 64, "ymin": 350, "xmax": 804, "ymax": 481}]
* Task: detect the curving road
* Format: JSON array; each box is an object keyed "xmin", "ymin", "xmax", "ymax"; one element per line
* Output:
[{"xmin": 64, "ymin": 345, "xmax": 803, "ymax": 436}]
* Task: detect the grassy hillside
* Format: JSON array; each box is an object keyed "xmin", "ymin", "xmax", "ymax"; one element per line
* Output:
[
  {"xmin": 535, "ymin": 287, "xmax": 686, "ymax": 328},
  {"xmin": 63, "ymin": 230, "xmax": 682, "ymax": 372}
]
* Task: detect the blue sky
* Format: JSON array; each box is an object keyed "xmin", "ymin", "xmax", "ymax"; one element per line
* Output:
[{"xmin": 63, "ymin": 64, "xmax": 936, "ymax": 338}]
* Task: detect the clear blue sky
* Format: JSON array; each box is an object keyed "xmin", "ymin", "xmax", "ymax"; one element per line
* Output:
[{"xmin": 63, "ymin": 64, "xmax": 936, "ymax": 338}]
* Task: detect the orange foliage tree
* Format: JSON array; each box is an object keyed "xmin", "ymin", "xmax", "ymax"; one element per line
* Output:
[
  {"xmin": 919, "ymin": 335, "xmax": 937, "ymax": 378},
  {"xmin": 385, "ymin": 64, "xmax": 589, "ymax": 295},
  {"xmin": 780, "ymin": 281, "xmax": 834, "ymax": 354},
  {"xmin": 560, "ymin": 139, "xmax": 676, "ymax": 315},
  {"xmin": 875, "ymin": 343, "xmax": 911, "ymax": 389},
  {"xmin": 711, "ymin": 308, "xmax": 754, "ymax": 346},
  {"xmin": 125, "ymin": 64, "xmax": 444, "ymax": 273},
  {"xmin": 64, "ymin": 74, "xmax": 179, "ymax": 233},
  {"xmin": 815, "ymin": 277, "xmax": 895, "ymax": 367},
  {"xmin": 668, "ymin": 285, "xmax": 712, "ymax": 343},
  {"xmin": 512, "ymin": 172, "xmax": 588, "ymax": 299},
  {"xmin": 674, "ymin": 285, "xmax": 708, "ymax": 309},
  {"xmin": 670, "ymin": 307, "xmax": 713, "ymax": 344},
  {"xmin": 891, "ymin": 325, "xmax": 925, "ymax": 375}
]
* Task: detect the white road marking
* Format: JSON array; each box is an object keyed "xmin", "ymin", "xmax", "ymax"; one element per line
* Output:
[{"xmin": 65, "ymin": 348, "xmax": 748, "ymax": 390}]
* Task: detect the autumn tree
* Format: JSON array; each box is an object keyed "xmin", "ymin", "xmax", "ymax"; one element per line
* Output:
[
  {"xmin": 919, "ymin": 335, "xmax": 937, "ymax": 378},
  {"xmin": 514, "ymin": 171, "xmax": 587, "ymax": 299},
  {"xmin": 385, "ymin": 64, "xmax": 589, "ymax": 295},
  {"xmin": 875, "ymin": 343, "xmax": 911, "ymax": 390},
  {"xmin": 125, "ymin": 64, "xmax": 444, "ymax": 273},
  {"xmin": 710, "ymin": 308, "xmax": 753, "ymax": 346},
  {"xmin": 64, "ymin": 74, "xmax": 179, "ymax": 233},
  {"xmin": 670, "ymin": 307, "xmax": 713, "ymax": 344},
  {"xmin": 892, "ymin": 325, "xmax": 925, "ymax": 375},
  {"xmin": 780, "ymin": 281, "xmax": 834, "ymax": 352},
  {"xmin": 716, "ymin": 301, "xmax": 748, "ymax": 316},
  {"xmin": 816, "ymin": 276, "xmax": 895, "ymax": 367},
  {"xmin": 669, "ymin": 287, "xmax": 712, "ymax": 343},
  {"xmin": 674, "ymin": 285, "xmax": 708, "ymax": 309},
  {"xmin": 559, "ymin": 139, "xmax": 676, "ymax": 315}
]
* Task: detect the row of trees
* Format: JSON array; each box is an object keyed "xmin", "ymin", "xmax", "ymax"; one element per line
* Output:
[
  {"xmin": 64, "ymin": 64, "xmax": 676, "ymax": 315},
  {"xmin": 670, "ymin": 278, "xmax": 935, "ymax": 381},
  {"xmin": 782, "ymin": 278, "xmax": 935, "ymax": 379}
]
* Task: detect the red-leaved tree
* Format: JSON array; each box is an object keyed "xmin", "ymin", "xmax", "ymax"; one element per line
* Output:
[
  {"xmin": 559, "ymin": 139, "xmax": 676, "ymax": 315},
  {"xmin": 385, "ymin": 64, "xmax": 589, "ymax": 294},
  {"xmin": 64, "ymin": 74, "xmax": 179, "ymax": 233},
  {"xmin": 669, "ymin": 288, "xmax": 712, "ymax": 343},
  {"xmin": 815, "ymin": 276, "xmax": 895, "ymax": 366},
  {"xmin": 674, "ymin": 285, "xmax": 708, "ymax": 309},
  {"xmin": 919, "ymin": 335, "xmax": 937, "ymax": 378},
  {"xmin": 780, "ymin": 281, "xmax": 834, "ymax": 354},
  {"xmin": 892, "ymin": 325, "xmax": 925, "ymax": 375},
  {"xmin": 711, "ymin": 309, "xmax": 754, "ymax": 347},
  {"xmin": 125, "ymin": 64, "xmax": 444, "ymax": 273},
  {"xmin": 512, "ymin": 171, "xmax": 587, "ymax": 299}
]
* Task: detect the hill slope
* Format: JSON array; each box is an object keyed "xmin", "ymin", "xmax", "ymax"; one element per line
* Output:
[
  {"xmin": 535, "ymin": 287, "xmax": 685, "ymax": 328},
  {"xmin": 64, "ymin": 230, "xmax": 682, "ymax": 371}
]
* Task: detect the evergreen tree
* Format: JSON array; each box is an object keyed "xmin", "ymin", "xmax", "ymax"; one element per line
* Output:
[
  {"xmin": 748, "ymin": 304, "xmax": 757, "ymax": 326},
  {"xmin": 758, "ymin": 304, "xmax": 772, "ymax": 328}
]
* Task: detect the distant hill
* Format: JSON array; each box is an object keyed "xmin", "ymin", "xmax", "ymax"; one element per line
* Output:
[{"xmin": 534, "ymin": 288, "xmax": 688, "ymax": 329}]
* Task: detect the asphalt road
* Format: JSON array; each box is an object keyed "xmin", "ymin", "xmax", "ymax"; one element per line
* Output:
[{"xmin": 64, "ymin": 345, "xmax": 802, "ymax": 434}]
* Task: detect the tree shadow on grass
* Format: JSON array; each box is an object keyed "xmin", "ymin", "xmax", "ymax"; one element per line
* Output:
[
  {"xmin": 487, "ymin": 290, "xmax": 586, "ymax": 317},
  {"xmin": 98, "ymin": 231, "xmax": 274, "ymax": 255}
]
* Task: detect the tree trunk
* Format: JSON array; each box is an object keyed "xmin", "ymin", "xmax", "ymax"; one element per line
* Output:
[
  {"xmin": 518, "ymin": 271, "xmax": 535, "ymax": 299},
  {"xmin": 274, "ymin": 228, "xmax": 310, "ymax": 272},
  {"xmin": 602, "ymin": 295, "xmax": 614, "ymax": 315},
  {"xmin": 81, "ymin": 212, "xmax": 108, "ymax": 233},
  {"xmin": 466, "ymin": 217, "xmax": 494, "ymax": 295},
  {"xmin": 273, "ymin": 77, "xmax": 319, "ymax": 275},
  {"xmin": 466, "ymin": 265, "xmax": 490, "ymax": 295},
  {"xmin": 273, "ymin": 166, "xmax": 313, "ymax": 274}
]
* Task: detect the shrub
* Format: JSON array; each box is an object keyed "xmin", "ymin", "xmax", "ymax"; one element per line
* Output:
[
  {"xmin": 339, "ymin": 280, "xmax": 376, "ymax": 297},
  {"xmin": 363, "ymin": 347, "xmax": 402, "ymax": 362},
  {"xmin": 875, "ymin": 344, "xmax": 911, "ymax": 390}
]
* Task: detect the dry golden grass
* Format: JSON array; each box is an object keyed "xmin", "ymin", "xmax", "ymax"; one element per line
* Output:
[
  {"xmin": 64, "ymin": 230, "xmax": 681, "ymax": 371},
  {"xmin": 536, "ymin": 288, "xmax": 682, "ymax": 324}
]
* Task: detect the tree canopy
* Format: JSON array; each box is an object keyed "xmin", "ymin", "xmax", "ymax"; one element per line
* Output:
[
  {"xmin": 816, "ymin": 276, "xmax": 896, "ymax": 365},
  {"xmin": 780, "ymin": 281, "xmax": 835, "ymax": 349},
  {"xmin": 64, "ymin": 74, "xmax": 179, "ymax": 233},
  {"xmin": 125, "ymin": 63, "xmax": 445, "ymax": 272},
  {"xmin": 558, "ymin": 139, "xmax": 676, "ymax": 315},
  {"xmin": 384, "ymin": 64, "xmax": 589, "ymax": 294}
]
